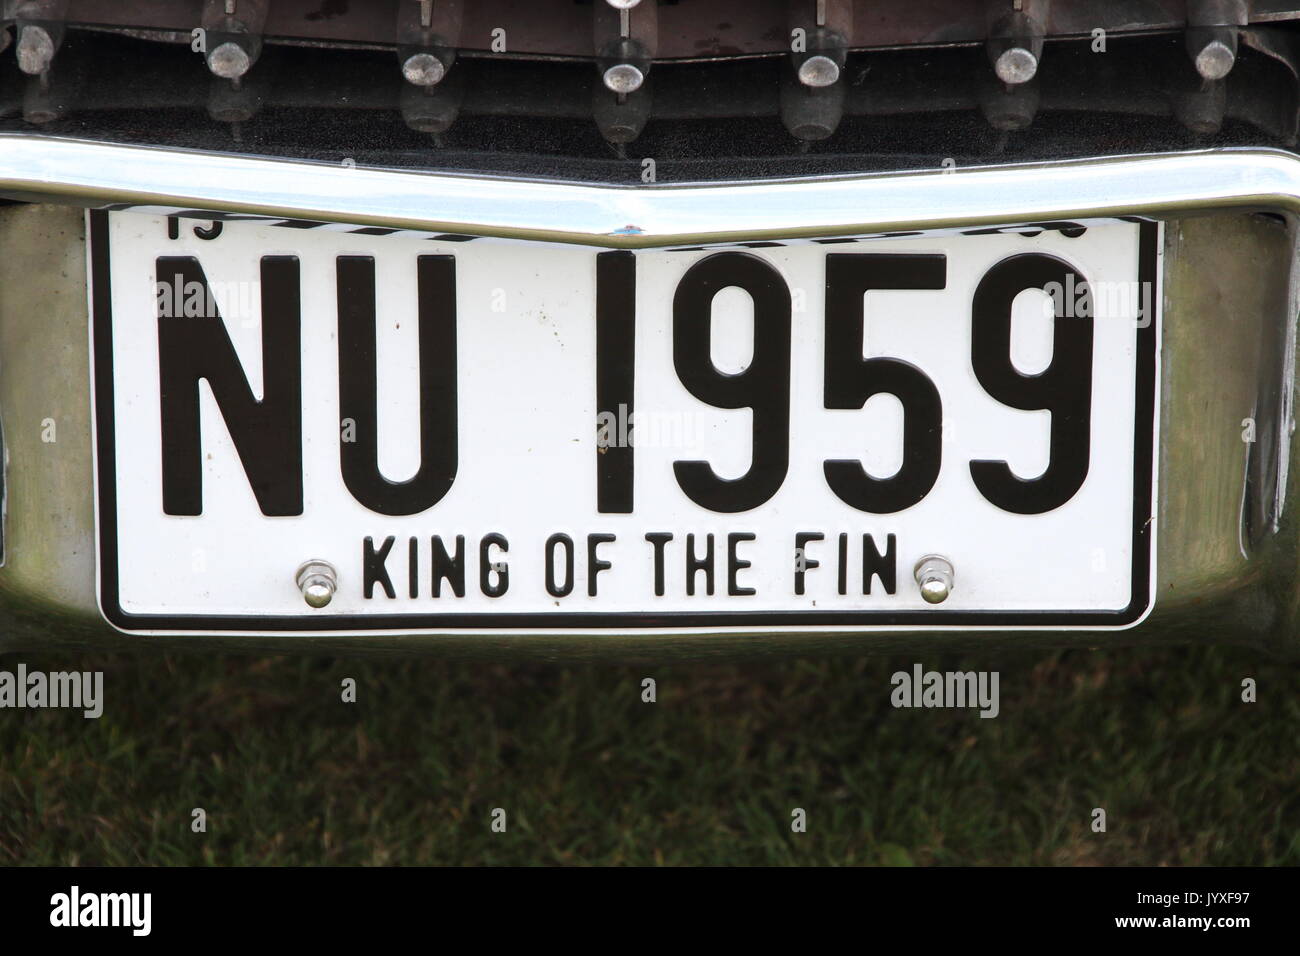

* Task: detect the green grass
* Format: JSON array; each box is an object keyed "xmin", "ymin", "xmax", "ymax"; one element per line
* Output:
[{"xmin": 1, "ymin": 644, "xmax": 1296, "ymax": 865}]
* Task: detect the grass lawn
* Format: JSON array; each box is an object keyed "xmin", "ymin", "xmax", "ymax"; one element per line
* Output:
[{"xmin": 1, "ymin": 643, "xmax": 1296, "ymax": 865}]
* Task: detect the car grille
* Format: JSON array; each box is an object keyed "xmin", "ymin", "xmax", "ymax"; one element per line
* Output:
[{"xmin": 2, "ymin": 1, "xmax": 1300, "ymax": 182}]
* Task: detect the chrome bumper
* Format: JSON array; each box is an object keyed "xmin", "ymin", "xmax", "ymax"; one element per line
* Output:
[
  {"xmin": 5, "ymin": 135, "xmax": 1300, "ymax": 247},
  {"xmin": 1, "ymin": 135, "xmax": 1297, "ymax": 657}
]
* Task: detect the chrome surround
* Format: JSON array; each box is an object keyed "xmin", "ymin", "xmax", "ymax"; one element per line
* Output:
[
  {"xmin": 0, "ymin": 135, "xmax": 1298, "ymax": 658},
  {"xmin": 1, "ymin": 134, "xmax": 1300, "ymax": 247}
]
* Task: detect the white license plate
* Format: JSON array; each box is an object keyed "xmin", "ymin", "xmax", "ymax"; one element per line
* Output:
[{"xmin": 89, "ymin": 211, "xmax": 1159, "ymax": 635}]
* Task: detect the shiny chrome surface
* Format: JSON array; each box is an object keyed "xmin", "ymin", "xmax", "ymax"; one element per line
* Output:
[
  {"xmin": 914, "ymin": 556, "xmax": 955, "ymax": 606},
  {"xmin": 295, "ymin": 560, "xmax": 339, "ymax": 610},
  {"xmin": 0, "ymin": 147, "xmax": 1298, "ymax": 657},
  {"xmin": 8, "ymin": 135, "xmax": 1300, "ymax": 247}
]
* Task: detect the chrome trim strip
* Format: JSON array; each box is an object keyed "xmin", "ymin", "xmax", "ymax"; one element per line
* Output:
[{"xmin": 3, "ymin": 134, "xmax": 1300, "ymax": 247}]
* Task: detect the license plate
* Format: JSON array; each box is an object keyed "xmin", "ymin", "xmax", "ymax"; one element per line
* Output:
[{"xmin": 89, "ymin": 211, "xmax": 1159, "ymax": 635}]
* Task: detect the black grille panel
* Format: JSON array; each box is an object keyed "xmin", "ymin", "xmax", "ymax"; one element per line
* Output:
[{"xmin": 2, "ymin": 2, "xmax": 1300, "ymax": 183}]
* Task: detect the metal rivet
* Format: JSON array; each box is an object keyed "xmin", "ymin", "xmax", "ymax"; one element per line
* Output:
[
  {"xmin": 207, "ymin": 41, "xmax": 251, "ymax": 80},
  {"xmin": 402, "ymin": 51, "xmax": 446, "ymax": 87},
  {"xmin": 603, "ymin": 62, "xmax": 644, "ymax": 94},
  {"xmin": 16, "ymin": 24, "xmax": 54, "ymax": 76},
  {"xmin": 914, "ymin": 555, "xmax": 955, "ymax": 605},
  {"xmin": 295, "ymin": 560, "xmax": 338, "ymax": 609},
  {"xmin": 1194, "ymin": 39, "xmax": 1235, "ymax": 81},
  {"xmin": 994, "ymin": 46, "xmax": 1038, "ymax": 85},
  {"xmin": 797, "ymin": 54, "xmax": 840, "ymax": 88}
]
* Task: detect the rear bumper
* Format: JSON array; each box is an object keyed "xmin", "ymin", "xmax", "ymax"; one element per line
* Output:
[{"xmin": 1, "ymin": 138, "xmax": 1298, "ymax": 657}]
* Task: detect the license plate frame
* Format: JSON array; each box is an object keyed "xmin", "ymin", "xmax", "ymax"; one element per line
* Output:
[{"xmin": 89, "ymin": 210, "xmax": 1160, "ymax": 635}]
